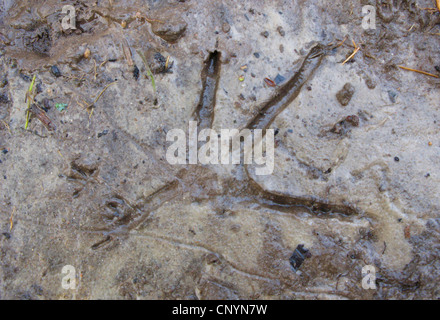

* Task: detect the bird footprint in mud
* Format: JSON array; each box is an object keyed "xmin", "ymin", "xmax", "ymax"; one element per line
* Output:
[
  {"xmin": 64, "ymin": 155, "xmax": 100, "ymax": 198},
  {"xmin": 376, "ymin": 0, "xmax": 418, "ymax": 23},
  {"xmin": 91, "ymin": 195, "xmax": 141, "ymax": 249},
  {"xmin": 91, "ymin": 43, "xmax": 361, "ymax": 250}
]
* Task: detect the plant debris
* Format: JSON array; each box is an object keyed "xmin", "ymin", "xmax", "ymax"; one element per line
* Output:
[
  {"xmin": 398, "ymin": 65, "xmax": 440, "ymax": 78},
  {"xmin": 264, "ymin": 77, "xmax": 276, "ymax": 87},
  {"xmin": 24, "ymin": 74, "xmax": 36, "ymax": 129},
  {"xmin": 29, "ymin": 104, "xmax": 56, "ymax": 131},
  {"xmin": 137, "ymin": 50, "xmax": 156, "ymax": 93},
  {"xmin": 55, "ymin": 103, "xmax": 68, "ymax": 111},
  {"xmin": 342, "ymin": 39, "xmax": 360, "ymax": 65}
]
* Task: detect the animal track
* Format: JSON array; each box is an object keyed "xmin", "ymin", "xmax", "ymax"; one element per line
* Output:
[{"xmin": 87, "ymin": 43, "xmax": 365, "ymax": 250}]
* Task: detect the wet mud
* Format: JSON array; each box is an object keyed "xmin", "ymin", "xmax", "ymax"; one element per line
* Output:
[{"xmin": 0, "ymin": 0, "xmax": 440, "ymax": 299}]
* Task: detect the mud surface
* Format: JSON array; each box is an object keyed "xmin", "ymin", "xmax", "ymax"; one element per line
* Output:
[{"xmin": 0, "ymin": 0, "xmax": 440, "ymax": 299}]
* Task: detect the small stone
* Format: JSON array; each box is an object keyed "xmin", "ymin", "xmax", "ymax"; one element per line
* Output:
[
  {"xmin": 0, "ymin": 94, "xmax": 9, "ymax": 103},
  {"xmin": 0, "ymin": 77, "xmax": 7, "ymax": 88},
  {"xmin": 222, "ymin": 22, "xmax": 230, "ymax": 33},
  {"xmin": 50, "ymin": 65, "xmax": 61, "ymax": 78},
  {"xmin": 289, "ymin": 244, "xmax": 311, "ymax": 271},
  {"xmin": 151, "ymin": 15, "xmax": 187, "ymax": 43},
  {"xmin": 277, "ymin": 26, "xmax": 285, "ymax": 36},
  {"xmin": 365, "ymin": 77, "xmax": 376, "ymax": 89},
  {"xmin": 121, "ymin": 20, "xmax": 127, "ymax": 28},
  {"xmin": 274, "ymin": 74, "xmax": 285, "ymax": 85},
  {"xmin": 336, "ymin": 83, "xmax": 355, "ymax": 106},
  {"xmin": 261, "ymin": 31, "xmax": 269, "ymax": 38},
  {"xmin": 84, "ymin": 48, "xmax": 91, "ymax": 59},
  {"xmin": 394, "ymin": 157, "xmax": 400, "ymax": 162},
  {"xmin": 19, "ymin": 73, "xmax": 30, "ymax": 82},
  {"xmin": 388, "ymin": 90, "xmax": 398, "ymax": 103},
  {"xmin": 253, "ymin": 52, "xmax": 260, "ymax": 58},
  {"xmin": 133, "ymin": 65, "xmax": 139, "ymax": 80},
  {"xmin": 98, "ymin": 130, "xmax": 109, "ymax": 138},
  {"xmin": 345, "ymin": 115, "xmax": 359, "ymax": 127}
]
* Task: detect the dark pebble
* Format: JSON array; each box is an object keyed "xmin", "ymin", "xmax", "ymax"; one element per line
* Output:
[
  {"xmin": 19, "ymin": 73, "xmax": 30, "ymax": 82},
  {"xmin": 435, "ymin": 66, "xmax": 440, "ymax": 73},
  {"xmin": 274, "ymin": 74, "xmax": 285, "ymax": 85},
  {"xmin": 36, "ymin": 83, "xmax": 43, "ymax": 94},
  {"xmin": 0, "ymin": 78, "xmax": 8, "ymax": 88},
  {"xmin": 261, "ymin": 31, "xmax": 269, "ymax": 38},
  {"xmin": 50, "ymin": 65, "xmax": 62, "ymax": 78},
  {"xmin": 0, "ymin": 93, "xmax": 8, "ymax": 103},
  {"xmin": 253, "ymin": 52, "xmax": 260, "ymax": 58},
  {"xmin": 388, "ymin": 90, "xmax": 397, "ymax": 103},
  {"xmin": 133, "ymin": 65, "xmax": 139, "ymax": 80},
  {"xmin": 394, "ymin": 157, "xmax": 400, "ymax": 162},
  {"xmin": 98, "ymin": 129, "xmax": 109, "ymax": 138},
  {"xmin": 2, "ymin": 149, "xmax": 8, "ymax": 154},
  {"xmin": 289, "ymin": 244, "xmax": 311, "ymax": 271},
  {"xmin": 40, "ymin": 98, "xmax": 53, "ymax": 112}
]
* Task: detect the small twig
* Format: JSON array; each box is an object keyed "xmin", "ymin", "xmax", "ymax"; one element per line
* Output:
[
  {"xmin": 57, "ymin": 150, "xmax": 67, "ymax": 162},
  {"xmin": 121, "ymin": 38, "xmax": 134, "ymax": 67},
  {"xmin": 342, "ymin": 40, "xmax": 360, "ymax": 65},
  {"xmin": 9, "ymin": 206, "xmax": 15, "ymax": 231},
  {"xmin": 137, "ymin": 49, "xmax": 156, "ymax": 93},
  {"xmin": 1, "ymin": 120, "xmax": 11, "ymax": 134},
  {"xmin": 165, "ymin": 55, "xmax": 171, "ymax": 70},
  {"xmin": 93, "ymin": 58, "xmax": 98, "ymax": 81},
  {"xmin": 25, "ymin": 75, "xmax": 37, "ymax": 129},
  {"xmin": 335, "ymin": 36, "xmax": 348, "ymax": 48},
  {"xmin": 398, "ymin": 65, "xmax": 440, "ymax": 78},
  {"xmin": 82, "ymin": 81, "xmax": 117, "ymax": 110}
]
